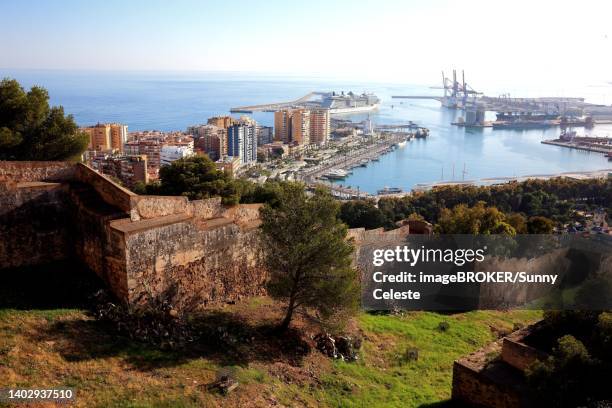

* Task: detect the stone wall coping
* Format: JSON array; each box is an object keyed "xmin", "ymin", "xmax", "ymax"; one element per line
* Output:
[
  {"xmin": 76, "ymin": 163, "xmax": 136, "ymax": 197},
  {"xmin": 455, "ymin": 320, "xmax": 546, "ymax": 375},
  {"xmin": 133, "ymin": 195, "xmax": 188, "ymax": 201},
  {"xmin": 455, "ymin": 338, "xmax": 503, "ymax": 371},
  {"xmin": 0, "ymin": 160, "xmax": 77, "ymax": 183},
  {"xmin": 16, "ymin": 181, "xmax": 63, "ymax": 189},
  {"xmin": 501, "ymin": 321, "xmax": 549, "ymax": 371},
  {"xmin": 110, "ymin": 213, "xmax": 192, "ymax": 235}
]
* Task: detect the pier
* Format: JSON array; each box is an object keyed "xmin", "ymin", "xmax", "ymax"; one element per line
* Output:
[
  {"xmin": 392, "ymin": 93, "xmax": 589, "ymax": 115},
  {"xmin": 230, "ymin": 92, "xmax": 320, "ymax": 113},
  {"xmin": 375, "ymin": 122, "xmax": 421, "ymax": 131},
  {"xmin": 311, "ymin": 182, "xmax": 366, "ymax": 200},
  {"xmin": 541, "ymin": 139, "xmax": 612, "ymax": 154},
  {"xmin": 301, "ymin": 137, "xmax": 403, "ymax": 181}
]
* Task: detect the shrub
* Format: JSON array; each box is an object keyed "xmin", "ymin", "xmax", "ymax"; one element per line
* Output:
[{"xmin": 437, "ymin": 321, "xmax": 450, "ymax": 332}]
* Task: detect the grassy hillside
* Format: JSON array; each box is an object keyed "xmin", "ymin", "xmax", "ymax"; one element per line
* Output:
[{"xmin": 0, "ymin": 302, "xmax": 540, "ymax": 408}]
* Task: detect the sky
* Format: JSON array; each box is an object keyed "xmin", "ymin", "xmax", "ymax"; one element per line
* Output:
[{"xmin": 1, "ymin": 0, "xmax": 612, "ymax": 88}]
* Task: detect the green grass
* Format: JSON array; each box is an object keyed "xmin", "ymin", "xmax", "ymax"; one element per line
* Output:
[
  {"xmin": 312, "ymin": 310, "xmax": 541, "ymax": 407},
  {"xmin": 0, "ymin": 307, "xmax": 540, "ymax": 407}
]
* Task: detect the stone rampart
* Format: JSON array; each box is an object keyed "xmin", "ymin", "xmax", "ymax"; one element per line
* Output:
[
  {"xmin": 0, "ymin": 181, "xmax": 72, "ymax": 268},
  {"xmin": 452, "ymin": 322, "xmax": 545, "ymax": 407},
  {"xmin": 0, "ymin": 161, "xmax": 267, "ymax": 307},
  {"xmin": 0, "ymin": 161, "xmax": 76, "ymax": 184}
]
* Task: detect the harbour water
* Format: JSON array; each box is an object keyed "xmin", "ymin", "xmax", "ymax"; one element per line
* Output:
[{"xmin": 3, "ymin": 69, "xmax": 611, "ymax": 193}]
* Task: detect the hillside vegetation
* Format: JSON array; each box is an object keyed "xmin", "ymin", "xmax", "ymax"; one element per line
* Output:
[{"xmin": 0, "ymin": 299, "xmax": 539, "ymax": 408}]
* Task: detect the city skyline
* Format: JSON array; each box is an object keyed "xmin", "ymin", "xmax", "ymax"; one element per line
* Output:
[{"xmin": 1, "ymin": 0, "xmax": 611, "ymax": 88}]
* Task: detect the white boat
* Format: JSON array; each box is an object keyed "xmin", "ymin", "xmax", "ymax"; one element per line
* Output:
[
  {"xmin": 377, "ymin": 186, "xmax": 403, "ymax": 195},
  {"xmin": 323, "ymin": 169, "xmax": 350, "ymax": 179}
]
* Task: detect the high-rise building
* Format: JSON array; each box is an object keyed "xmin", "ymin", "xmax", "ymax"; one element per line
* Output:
[
  {"xmin": 207, "ymin": 115, "xmax": 236, "ymax": 129},
  {"xmin": 124, "ymin": 139, "xmax": 162, "ymax": 179},
  {"xmin": 189, "ymin": 124, "xmax": 227, "ymax": 161},
  {"xmin": 291, "ymin": 109, "xmax": 310, "ymax": 146},
  {"xmin": 273, "ymin": 109, "xmax": 311, "ymax": 145},
  {"xmin": 274, "ymin": 110, "xmax": 291, "ymax": 143},
  {"xmin": 227, "ymin": 123, "xmax": 257, "ymax": 165},
  {"xmin": 83, "ymin": 124, "xmax": 110, "ymax": 151},
  {"xmin": 309, "ymin": 108, "xmax": 330, "ymax": 146},
  {"xmin": 82, "ymin": 123, "xmax": 128, "ymax": 151},
  {"xmin": 109, "ymin": 124, "xmax": 128, "ymax": 152},
  {"xmin": 256, "ymin": 125, "xmax": 274, "ymax": 145}
]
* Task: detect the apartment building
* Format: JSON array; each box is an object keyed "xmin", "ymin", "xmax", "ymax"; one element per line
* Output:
[
  {"xmin": 91, "ymin": 154, "xmax": 148, "ymax": 188},
  {"xmin": 207, "ymin": 115, "xmax": 236, "ymax": 129},
  {"xmin": 82, "ymin": 123, "xmax": 128, "ymax": 152},
  {"xmin": 308, "ymin": 108, "xmax": 330, "ymax": 146},
  {"xmin": 227, "ymin": 123, "xmax": 257, "ymax": 165},
  {"xmin": 273, "ymin": 109, "xmax": 311, "ymax": 145},
  {"xmin": 188, "ymin": 124, "xmax": 227, "ymax": 160}
]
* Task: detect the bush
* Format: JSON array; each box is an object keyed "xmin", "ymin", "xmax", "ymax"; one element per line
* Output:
[
  {"xmin": 437, "ymin": 321, "xmax": 450, "ymax": 332},
  {"xmin": 527, "ymin": 335, "xmax": 594, "ymax": 407},
  {"xmin": 398, "ymin": 346, "xmax": 419, "ymax": 365},
  {"xmin": 574, "ymin": 277, "xmax": 612, "ymax": 310}
]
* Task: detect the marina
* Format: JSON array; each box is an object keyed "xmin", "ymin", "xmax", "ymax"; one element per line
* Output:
[{"xmin": 301, "ymin": 132, "xmax": 410, "ymax": 183}]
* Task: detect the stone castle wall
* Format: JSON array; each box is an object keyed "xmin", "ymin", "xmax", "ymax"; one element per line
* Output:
[
  {"xmin": 0, "ymin": 181, "xmax": 72, "ymax": 268},
  {"xmin": 452, "ymin": 323, "xmax": 545, "ymax": 407},
  {"xmin": 0, "ymin": 161, "xmax": 76, "ymax": 184},
  {"xmin": 0, "ymin": 161, "xmax": 267, "ymax": 308}
]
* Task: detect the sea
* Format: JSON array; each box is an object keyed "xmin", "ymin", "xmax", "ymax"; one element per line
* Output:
[{"xmin": 2, "ymin": 69, "xmax": 612, "ymax": 193}]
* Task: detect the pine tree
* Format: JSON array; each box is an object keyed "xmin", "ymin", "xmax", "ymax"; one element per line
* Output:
[
  {"xmin": 260, "ymin": 183, "xmax": 359, "ymax": 331},
  {"xmin": 0, "ymin": 78, "xmax": 88, "ymax": 161}
]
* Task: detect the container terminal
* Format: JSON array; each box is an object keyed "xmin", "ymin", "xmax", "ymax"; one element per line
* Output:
[{"xmin": 393, "ymin": 70, "xmax": 612, "ymax": 128}]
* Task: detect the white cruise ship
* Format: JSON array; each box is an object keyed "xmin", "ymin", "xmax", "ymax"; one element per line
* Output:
[{"xmin": 320, "ymin": 91, "xmax": 380, "ymax": 114}]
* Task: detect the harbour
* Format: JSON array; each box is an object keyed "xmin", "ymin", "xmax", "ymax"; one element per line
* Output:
[{"xmin": 5, "ymin": 70, "xmax": 612, "ymax": 194}]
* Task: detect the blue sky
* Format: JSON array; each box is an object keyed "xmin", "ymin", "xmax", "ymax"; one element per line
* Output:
[{"xmin": 1, "ymin": 0, "xmax": 611, "ymax": 86}]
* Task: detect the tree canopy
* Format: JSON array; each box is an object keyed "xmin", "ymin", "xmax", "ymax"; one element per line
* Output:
[
  {"xmin": 260, "ymin": 182, "xmax": 359, "ymax": 331},
  {"xmin": 0, "ymin": 78, "xmax": 88, "ymax": 160},
  {"xmin": 435, "ymin": 201, "xmax": 517, "ymax": 235},
  {"xmin": 343, "ymin": 178, "xmax": 610, "ymax": 232},
  {"xmin": 146, "ymin": 155, "xmax": 240, "ymax": 204},
  {"xmin": 339, "ymin": 199, "xmax": 389, "ymax": 230}
]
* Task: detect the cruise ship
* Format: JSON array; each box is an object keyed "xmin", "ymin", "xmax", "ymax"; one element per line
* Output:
[{"xmin": 320, "ymin": 91, "xmax": 380, "ymax": 114}]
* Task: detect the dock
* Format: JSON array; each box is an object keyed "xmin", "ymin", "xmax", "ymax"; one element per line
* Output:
[
  {"xmin": 541, "ymin": 139, "xmax": 612, "ymax": 154},
  {"xmin": 230, "ymin": 92, "xmax": 320, "ymax": 113},
  {"xmin": 301, "ymin": 137, "xmax": 402, "ymax": 182}
]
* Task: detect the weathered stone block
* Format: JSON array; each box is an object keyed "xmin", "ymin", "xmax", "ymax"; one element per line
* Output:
[{"xmin": 133, "ymin": 195, "xmax": 190, "ymax": 219}]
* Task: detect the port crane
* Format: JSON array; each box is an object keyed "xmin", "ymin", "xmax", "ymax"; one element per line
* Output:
[
  {"xmin": 392, "ymin": 69, "xmax": 482, "ymax": 109},
  {"xmin": 430, "ymin": 70, "xmax": 482, "ymax": 108},
  {"xmin": 393, "ymin": 70, "xmax": 588, "ymax": 115}
]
